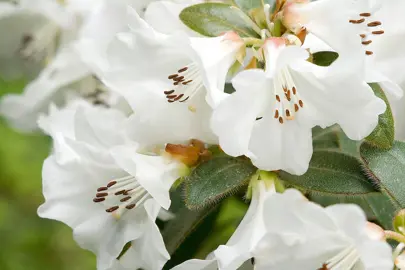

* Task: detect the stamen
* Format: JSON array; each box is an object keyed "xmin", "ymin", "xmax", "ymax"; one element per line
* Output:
[
  {"xmin": 164, "ymin": 63, "xmax": 204, "ymax": 103},
  {"xmin": 93, "ymin": 198, "xmax": 105, "ymax": 203},
  {"xmin": 362, "ymin": 40, "xmax": 372, "ymax": 45},
  {"xmin": 294, "ymin": 104, "xmax": 299, "ymax": 112},
  {"xmin": 360, "ymin": 12, "xmax": 371, "ymax": 17},
  {"xmin": 286, "ymin": 109, "xmax": 291, "ymax": 117},
  {"xmin": 274, "ymin": 110, "xmax": 279, "ymax": 118},
  {"xmin": 372, "ymin": 30, "xmax": 384, "ymax": 35},
  {"xmin": 96, "ymin": 192, "xmax": 108, "ymax": 198},
  {"xmin": 106, "ymin": 206, "xmax": 119, "ymax": 213},
  {"xmin": 367, "ymin": 21, "xmax": 381, "ymax": 27},
  {"xmin": 97, "ymin": 187, "xmax": 108, "ymax": 192},
  {"xmin": 126, "ymin": 204, "xmax": 136, "ymax": 209},
  {"xmin": 276, "ymin": 95, "xmax": 281, "ymax": 102},
  {"xmin": 178, "ymin": 67, "xmax": 188, "ymax": 73},
  {"xmin": 349, "ymin": 18, "xmax": 365, "ymax": 24},
  {"xmin": 299, "ymin": 100, "xmax": 304, "ymax": 107},
  {"xmin": 279, "ymin": 117, "xmax": 284, "ymax": 124},
  {"xmin": 360, "ymin": 34, "xmax": 367, "ymax": 38},
  {"xmin": 365, "ymin": 50, "xmax": 374, "ymax": 55},
  {"xmin": 107, "ymin": 181, "xmax": 117, "ymax": 188}
]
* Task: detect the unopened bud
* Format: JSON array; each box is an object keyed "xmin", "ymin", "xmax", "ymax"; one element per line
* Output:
[{"xmin": 394, "ymin": 209, "xmax": 405, "ymax": 235}]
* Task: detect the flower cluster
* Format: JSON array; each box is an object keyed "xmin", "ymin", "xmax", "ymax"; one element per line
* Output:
[{"xmin": 1, "ymin": 0, "xmax": 405, "ymax": 269}]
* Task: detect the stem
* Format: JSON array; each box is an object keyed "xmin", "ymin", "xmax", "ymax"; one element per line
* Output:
[
  {"xmin": 243, "ymin": 38, "xmax": 264, "ymax": 47},
  {"xmin": 385, "ymin": 230, "xmax": 405, "ymax": 243}
]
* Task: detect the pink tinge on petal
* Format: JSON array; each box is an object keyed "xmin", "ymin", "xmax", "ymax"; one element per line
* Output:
[{"xmin": 365, "ymin": 222, "xmax": 385, "ymax": 241}]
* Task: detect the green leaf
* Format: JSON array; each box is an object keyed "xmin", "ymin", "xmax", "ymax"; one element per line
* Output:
[
  {"xmin": 309, "ymin": 192, "xmax": 397, "ymax": 230},
  {"xmin": 184, "ymin": 156, "xmax": 257, "ymax": 209},
  {"xmin": 233, "ymin": 0, "xmax": 262, "ymax": 11},
  {"xmin": 360, "ymin": 141, "xmax": 405, "ymax": 208},
  {"xmin": 312, "ymin": 126, "xmax": 340, "ymax": 150},
  {"xmin": 280, "ymin": 149, "xmax": 376, "ymax": 195},
  {"xmin": 312, "ymin": 125, "xmax": 360, "ymax": 157},
  {"xmin": 365, "ymin": 83, "xmax": 394, "ymax": 149},
  {"xmin": 162, "ymin": 205, "xmax": 219, "ymax": 269},
  {"xmin": 280, "ymin": 149, "xmax": 397, "ymax": 228},
  {"xmin": 312, "ymin": 51, "xmax": 339, "ymax": 67},
  {"xmin": 179, "ymin": 3, "xmax": 260, "ymax": 37}
]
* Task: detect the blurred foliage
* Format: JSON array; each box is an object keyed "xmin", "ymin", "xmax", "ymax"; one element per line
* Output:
[{"xmin": 0, "ymin": 77, "xmax": 95, "ymax": 270}]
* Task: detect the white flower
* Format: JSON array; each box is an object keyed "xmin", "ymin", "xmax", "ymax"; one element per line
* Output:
[
  {"xmin": 211, "ymin": 38, "xmax": 385, "ymax": 174},
  {"xmin": 102, "ymin": 9, "xmax": 244, "ymax": 145},
  {"xmin": 173, "ymin": 188, "xmax": 393, "ymax": 270},
  {"xmin": 283, "ymin": 0, "xmax": 405, "ymax": 98},
  {"xmin": 38, "ymin": 103, "xmax": 187, "ymax": 270}
]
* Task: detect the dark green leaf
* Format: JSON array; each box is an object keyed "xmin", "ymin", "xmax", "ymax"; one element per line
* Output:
[
  {"xmin": 162, "ymin": 206, "xmax": 219, "ymax": 258},
  {"xmin": 310, "ymin": 192, "xmax": 397, "ymax": 229},
  {"xmin": 280, "ymin": 149, "xmax": 376, "ymax": 195},
  {"xmin": 184, "ymin": 156, "xmax": 257, "ymax": 209},
  {"xmin": 233, "ymin": 0, "xmax": 262, "ymax": 12},
  {"xmin": 361, "ymin": 141, "xmax": 405, "ymax": 208},
  {"xmin": 365, "ymin": 83, "xmax": 394, "ymax": 149},
  {"xmin": 312, "ymin": 126, "xmax": 340, "ymax": 150},
  {"xmin": 312, "ymin": 51, "xmax": 339, "ymax": 67},
  {"xmin": 179, "ymin": 3, "xmax": 260, "ymax": 37}
]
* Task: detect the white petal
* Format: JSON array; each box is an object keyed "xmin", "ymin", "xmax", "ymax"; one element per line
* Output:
[
  {"xmin": 211, "ymin": 69, "xmax": 268, "ymax": 157},
  {"xmin": 110, "ymin": 145, "xmax": 180, "ymax": 210},
  {"xmin": 171, "ymin": 259, "xmax": 218, "ymax": 270}
]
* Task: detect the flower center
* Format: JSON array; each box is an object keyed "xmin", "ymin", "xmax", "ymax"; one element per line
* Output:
[
  {"xmin": 272, "ymin": 67, "xmax": 304, "ymax": 124},
  {"xmin": 321, "ymin": 245, "xmax": 361, "ymax": 270},
  {"xmin": 349, "ymin": 12, "xmax": 384, "ymax": 56},
  {"xmin": 18, "ymin": 20, "xmax": 60, "ymax": 61},
  {"xmin": 93, "ymin": 175, "xmax": 151, "ymax": 219},
  {"xmin": 164, "ymin": 63, "xmax": 204, "ymax": 103}
]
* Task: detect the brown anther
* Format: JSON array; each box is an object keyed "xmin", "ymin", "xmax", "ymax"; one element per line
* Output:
[
  {"xmin": 365, "ymin": 50, "xmax": 374, "ymax": 55},
  {"xmin": 115, "ymin": 190, "xmax": 126, "ymax": 195},
  {"xmin": 126, "ymin": 204, "xmax": 136, "ymax": 210},
  {"xmin": 182, "ymin": 80, "xmax": 193, "ymax": 85},
  {"xmin": 97, "ymin": 187, "xmax": 108, "ymax": 192},
  {"xmin": 372, "ymin": 30, "xmax": 385, "ymax": 35},
  {"xmin": 106, "ymin": 206, "xmax": 119, "ymax": 213},
  {"xmin": 350, "ymin": 18, "xmax": 365, "ymax": 24},
  {"xmin": 279, "ymin": 117, "xmax": 284, "ymax": 124},
  {"xmin": 173, "ymin": 76, "xmax": 185, "ymax": 82},
  {"xmin": 107, "ymin": 181, "xmax": 117, "ymax": 188},
  {"xmin": 318, "ymin": 263, "xmax": 329, "ymax": 270},
  {"xmin": 173, "ymin": 82, "xmax": 181, "ymax": 86},
  {"xmin": 173, "ymin": 94, "xmax": 184, "ymax": 101},
  {"xmin": 292, "ymin": 87, "xmax": 297, "ymax": 95},
  {"xmin": 96, "ymin": 192, "xmax": 108, "ymax": 198},
  {"xmin": 123, "ymin": 189, "xmax": 133, "ymax": 196},
  {"xmin": 276, "ymin": 95, "xmax": 281, "ymax": 102},
  {"xmin": 168, "ymin": 100, "xmax": 175, "ymax": 103},
  {"xmin": 299, "ymin": 100, "xmax": 304, "ymax": 107},
  {"xmin": 296, "ymin": 27, "xmax": 308, "ymax": 45},
  {"xmin": 274, "ymin": 110, "xmax": 279, "ymax": 119},
  {"xmin": 360, "ymin": 34, "xmax": 367, "ymax": 38},
  {"xmin": 93, "ymin": 198, "xmax": 105, "ymax": 203},
  {"xmin": 164, "ymin": 90, "xmax": 175, "ymax": 95},
  {"xmin": 294, "ymin": 104, "xmax": 299, "ymax": 112},
  {"xmin": 120, "ymin": 196, "xmax": 131, "ymax": 202},
  {"xmin": 179, "ymin": 96, "xmax": 190, "ymax": 103},
  {"xmin": 359, "ymin": 12, "xmax": 371, "ymax": 17},
  {"xmin": 286, "ymin": 109, "xmax": 291, "ymax": 117},
  {"xmin": 178, "ymin": 67, "xmax": 188, "ymax": 73},
  {"xmin": 362, "ymin": 40, "xmax": 372, "ymax": 45},
  {"xmin": 285, "ymin": 92, "xmax": 291, "ymax": 101},
  {"xmin": 367, "ymin": 21, "xmax": 381, "ymax": 27},
  {"xmin": 168, "ymin": 74, "xmax": 178, "ymax": 79},
  {"xmin": 283, "ymin": 86, "xmax": 288, "ymax": 92},
  {"xmin": 166, "ymin": 94, "xmax": 177, "ymax": 99}
]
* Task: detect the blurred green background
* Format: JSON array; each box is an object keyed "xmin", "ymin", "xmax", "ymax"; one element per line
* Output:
[{"xmin": 0, "ymin": 78, "xmax": 96, "ymax": 270}]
